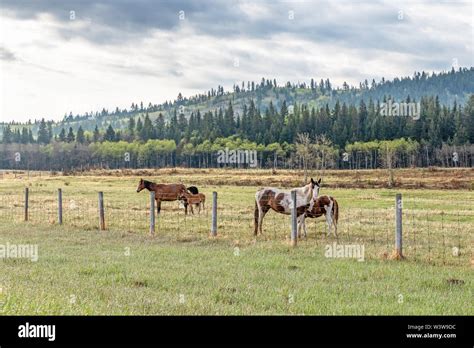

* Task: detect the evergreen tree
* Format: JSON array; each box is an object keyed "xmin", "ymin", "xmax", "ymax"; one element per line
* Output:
[
  {"xmin": 37, "ymin": 118, "xmax": 50, "ymax": 144},
  {"xmin": 104, "ymin": 125, "xmax": 116, "ymax": 141},
  {"xmin": 140, "ymin": 113, "xmax": 154, "ymax": 141},
  {"xmin": 59, "ymin": 128, "xmax": 66, "ymax": 142},
  {"xmin": 47, "ymin": 123, "xmax": 53, "ymax": 142},
  {"xmin": 93, "ymin": 125, "xmax": 100, "ymax": 142},
  {"xmin": 136, "ymin": 117, "xmax": 143, "ymax": 135},
  {"xmin": 128, "ymin": 117, "xmax": 135, "ymax": 137},
  {"xmin": 66, "ymin": 127, "xmax": 75, "ymax": 143},
  {"xmin": 154, "ymin": 113, "xmax": 165, "ymax": 139},
  {"xmin": 21, "ymin": 127, "xmax": 29, "ymax": 144},
  {"xmin": 223, "ymin": 101, "xmax": 235, "ymax": 136},
  {"xmin": 465, "ymin": 94, "xmax": 474, "ymax": 143},
  {"xmin": 28, "ymin": 129, "xmax": 34, "ymax": 143},
  {"xmin": 76, "ymin": 126, "xmax": 85, "ymax": 144},
  {"xmin": 2, "ymin": 125, "xmax": 12, "ymax": 144}
]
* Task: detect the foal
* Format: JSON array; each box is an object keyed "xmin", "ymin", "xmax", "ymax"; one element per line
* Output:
[
  {"xmin": 179, "ymin": 192, "xmax": 206, "ymax": 214},
  {"xmin": 297, "ymin": 195, "xmax": 339, "ymax": 238},
  {"xmin": 254, "ymin": 178, "xmax": 321, "ymax": 235}
]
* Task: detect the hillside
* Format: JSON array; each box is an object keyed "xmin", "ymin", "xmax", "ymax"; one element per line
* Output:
[{"xmin": 1, "ymin": 67, "xmax": 473, "ymax": 136}]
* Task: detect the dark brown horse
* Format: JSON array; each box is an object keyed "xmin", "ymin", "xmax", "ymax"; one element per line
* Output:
[{"xmin": 136, "ymin": 179, "xmax": 187, "ymax": 214}]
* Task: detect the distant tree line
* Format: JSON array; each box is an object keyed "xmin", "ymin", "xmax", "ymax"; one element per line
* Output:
[
  {"xmin": 1, "ymin": 135, "xmax": 472, "ymax": 171},
  {"xmin": 1, "ymin": 93, "xmax": 473, "ymax": 170}
]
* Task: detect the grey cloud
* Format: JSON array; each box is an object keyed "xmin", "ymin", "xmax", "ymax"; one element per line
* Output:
[
  {"xmin": 0, "ymin": 45, "xmax": 69, "ymax": 74},
  {"xmin": 1, "ymin": 0, "xmax": 470, "ymax": 66},
  {"xmin": 1, "ymin": 0, "xmax": 471, "ymax": 86},
  {"xmin": 0, "ymin": 46, "xmax": 17, "ymax": 61}
]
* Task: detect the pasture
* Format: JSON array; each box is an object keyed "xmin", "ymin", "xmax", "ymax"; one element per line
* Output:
[{"xmin": 0, "ymin": 168, "xmax": 472, "ymax": 315}]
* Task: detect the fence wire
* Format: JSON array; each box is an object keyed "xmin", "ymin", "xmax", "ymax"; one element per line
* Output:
[{"xmin": 0, "ymin": 187, "xmax": 471, "ymax": 266}]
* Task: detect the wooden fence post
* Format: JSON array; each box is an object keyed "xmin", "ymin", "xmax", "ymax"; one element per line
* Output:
[
  {"xmin": 395, "ymin": 193, "xmax": 404, "ymax": 259},
  {"xmin": 24, "ymin": 187, "xmax": 29, "ymax": 222},
  {"xmin": 58, "ymin": 188, "xmax": 63, "ymax": 225},
  {"xmin": 98, "ymin": 192, "xmax": 105, "ymax": 230},
  {"xmin": 291, "ymin": 190, "xmax": 297, "ymax": 247},
  {"xmin": 210, "ymin": 191, "xmax": 217, "ymax": 237},
  {"xmin": 150, "ymin": 191, "xmax": 155, "ymax": 235}
]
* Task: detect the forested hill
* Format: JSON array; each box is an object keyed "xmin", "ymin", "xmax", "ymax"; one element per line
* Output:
[{"xmin": 2, "ymin": 67, "xmax": 473, "ymax": 136}]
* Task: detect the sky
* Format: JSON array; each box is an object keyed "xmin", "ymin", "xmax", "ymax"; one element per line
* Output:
[{"xmin": 0, "ymin": 0, "xmax": 472, "ymax": 122}]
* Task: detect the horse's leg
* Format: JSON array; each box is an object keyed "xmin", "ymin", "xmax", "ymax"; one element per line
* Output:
[
  {"xmin": 303, "ymin": 216, "xmax": 308, "ymax": 239},
  {"xmin": 326, "ymin": 214, "xmax": 332, "ymax": 237},
  {"xmin": 326, "ymin": 204, "xmax": 334, "ymax": 237},
  {"xmin": 259, "ymin": 206, "xmax": 270, "ymax": 234},
  {"xmin": 296, "ymin": 214, "xmax": 303, "ymax": 238},
  {"xmin": 157, "ymin": 199, "xmax": 161, "ymax": 215},
  {"xmin": 254, "ymin": 201, "xmax": 260, "ymax": 235},
  {"xmin": 296, "ymin": 214, "xmax": 306, "ymax": 238}
]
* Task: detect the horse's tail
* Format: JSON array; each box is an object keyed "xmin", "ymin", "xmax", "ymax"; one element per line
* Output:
[
  {"xmin": 332, "ymin": 197, "xmax": 339, "ymax": 224},
  {"xmin": 254, "ymin": 199, "xmax": 259, "ymax": 235},
  {"xmin": 187, "ymin": 186, "xmax": 199, "ymax": 194}
]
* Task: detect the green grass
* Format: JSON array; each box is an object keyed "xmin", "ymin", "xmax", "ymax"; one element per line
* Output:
[
  {"xmin": 0, "ymin": 224, "xmax": 471, "ymax": 315},
  {"xmin": 0, "ymin": 171, "xmax": 472, "ymax": 315}
]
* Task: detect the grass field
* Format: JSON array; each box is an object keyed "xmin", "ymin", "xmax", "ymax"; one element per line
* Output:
[{"xmin": 0, "ymin": 168, "xmax": 473, "ymax": 315}]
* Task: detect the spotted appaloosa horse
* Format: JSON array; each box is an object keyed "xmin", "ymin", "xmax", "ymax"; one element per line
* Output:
[
  {"xmin": 136, "ymin": 179, "xmax": 187, "ymax": 214},
  {"xmin": 254, "ymin": 178, "xmax": 321, "ymax": 235},
  {"xmin": 298, "ymin": 195, "xmax": 339, "ymax": 238}
]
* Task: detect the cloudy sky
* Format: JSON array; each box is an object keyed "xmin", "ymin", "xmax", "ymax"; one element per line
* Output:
[{"xmin": 0, "ymin": 0, "xmax": 472, "ymax": 122}]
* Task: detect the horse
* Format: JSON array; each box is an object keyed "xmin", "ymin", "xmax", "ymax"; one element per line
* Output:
[
  {"xmin": 179, "ymin": 191, "xmax": 206, "ymax": 214},
  {"xmin": 297, "ymin": 195, "xmax": 339, "ymax": 238},
  {"xmin": 136, "ymin": 179, "xmax": 187, "ymax": 214},
  {"xmin": 254, "ymin": 178, "xmax": 321, "ymax": 235}
]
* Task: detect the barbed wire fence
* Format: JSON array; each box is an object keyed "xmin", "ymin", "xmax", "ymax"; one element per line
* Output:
[{"xmin": 0, "ymin": 187, "xmax": 471, "ymax": 266}]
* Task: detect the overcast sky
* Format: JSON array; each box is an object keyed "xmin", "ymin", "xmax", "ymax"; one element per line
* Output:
[{"xmin": 0, "ymin": 0, "xmax": 472, "ymax": 122}]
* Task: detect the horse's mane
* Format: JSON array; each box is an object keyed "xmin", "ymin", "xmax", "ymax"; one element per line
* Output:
[{"xmin": 143, "ymin": 180, "xmax": 155, "ymax": 189}]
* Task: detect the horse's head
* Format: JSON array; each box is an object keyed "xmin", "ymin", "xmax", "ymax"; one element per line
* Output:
[
  {"xmin": 136, "ymin": 179, "xmax": 146, "ymax": 192},
  {"xmin": 310, "ymin": 177, "xmax": 321, "ymax": 200},
  {"xmin": 178, "ymin": 189, "xmax": 190, "ymax": 200}
]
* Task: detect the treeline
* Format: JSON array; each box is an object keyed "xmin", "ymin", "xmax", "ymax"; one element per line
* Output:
[
  {"xmin": 1, "ymin": 136, "xmax": 472, "ymax": 171},
  {"xmin": 3, "ymin": 94, "xmax": 474, "ymax": 149},
  {"xmin": 1, "ymin": 93, "xmax": 473, "ymax": 170}
]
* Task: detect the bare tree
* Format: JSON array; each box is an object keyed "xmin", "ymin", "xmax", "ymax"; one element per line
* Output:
[{"xmin": 296, "ymin": 133, "xmax": 312, "ymax": 183}]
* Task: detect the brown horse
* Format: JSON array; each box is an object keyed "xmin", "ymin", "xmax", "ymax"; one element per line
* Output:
[
  {"xmin": 298, "ymin": 195, "xmax": 339, "ymax": 238},
  {"xmin": 136, "ymin": 179, "xmax": 187, "ymax": 214},
  {"xmin": 179, "ymin": 191, "xmax": 206, "ymax": 215}
]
